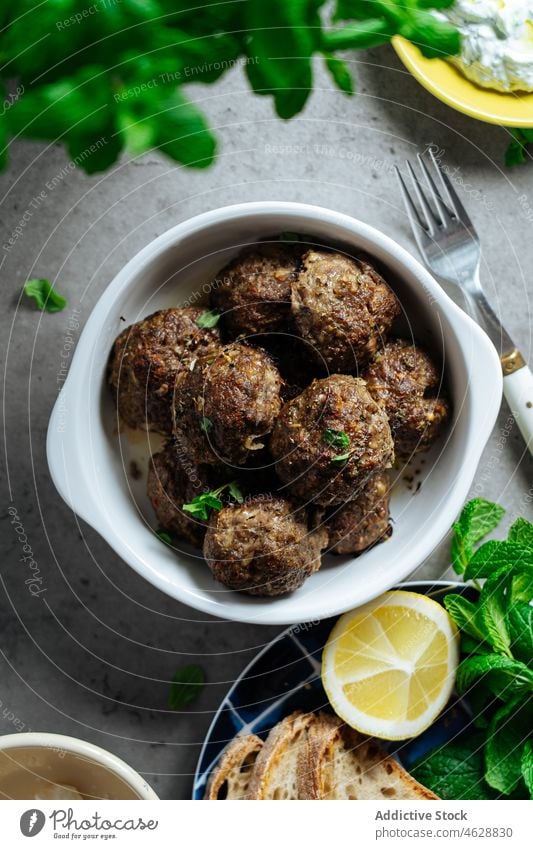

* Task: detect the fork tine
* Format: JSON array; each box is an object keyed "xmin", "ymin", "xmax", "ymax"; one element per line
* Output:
[
  {"xmin": 405, "ymin": 160, "xmax": 438, "ymax": 235},
  {"xmin": 416, "ymin": 153, "xmax": 452, "ymax": 226},
  {"xmin": 394, "ymin": 166, "xmax": 431, "ymax": 238},
  {"xmin": 427, "ymin": 148, "xmax": 474, "ymax": 229}
]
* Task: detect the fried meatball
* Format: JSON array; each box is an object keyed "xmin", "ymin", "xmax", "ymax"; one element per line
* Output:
[
  {"xmin": 203, "ymin": 496, "xmax": 328, "ymax": 596},
  {"xmin": 173, "ymin": 342, "xmax": 283, "ymax": 466},
  {"xmin": 363, "ymin": 339, "xmax": 450, "ymax": 457},
  {"xmin": 147, "ymin": 439, "xmax": 227, "ymax": 547},
  {"xmin": 326, "ymin": 471, "xmax": 391, "ymax": 555},
  {"xmin": 210, "ymin": 243, "xmax": 301, "ymax": 337},
  {"xmin": 291, "ymin": 250, "xmax": 400, "ymax": 372},
  {"xmin": 108, "ymin": 307, "xmax": 222, "ymax": 434},
  {"xmin": 270, "ymin": 375, "xmax": 394, "ymax": 506}
]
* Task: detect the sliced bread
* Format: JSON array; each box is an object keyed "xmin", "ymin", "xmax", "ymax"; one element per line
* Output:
[
  {"xmin": 205, "ymin": 734, "xmax": 263, "ymax": 800},
  {"xmin": 298, "ymin": 712, "xmax": 438, "ymax": 800},
  {"xmin": 247, "ymin": 711, "xmax": 316, "ymax": 800}
]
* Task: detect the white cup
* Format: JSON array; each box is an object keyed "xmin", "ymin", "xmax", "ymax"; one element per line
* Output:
[{"xmin": 0, "ymin": 733, "xmax": 158, "ymax": 800}]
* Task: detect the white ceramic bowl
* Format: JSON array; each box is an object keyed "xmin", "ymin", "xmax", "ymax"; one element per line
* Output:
[
  {"xmin": 0, "ymin": 732, "xmax": 158, "ymax": 799},
  {"xmin": 47, "ymin": 202, "xmax": 502, "ymax": 625}
]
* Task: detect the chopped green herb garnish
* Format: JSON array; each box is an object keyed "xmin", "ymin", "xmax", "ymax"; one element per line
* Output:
[
  {"xmin": 155, "ymin": 529, "xmax": 173, "ymax": 546},
  {"xmin": 200, "ymin": 416, "xmax": 213, "ymax": 433},
  {"xmin": 24, "ymin": 279, "xmax": 67, "ymax": 313},
  {"xmin": 196, "ymin": 310, "xmax": 220, "ymax": 329},
  {"xmin": 227, "ymin": 481, "xmax": 244, "ymax": 503},
  {"xmin": 330, "ymin": 452, "xmax": 352, "ymax": 464},
  {"xmin": 182, "ymin": 481, "xmax": 242, "ymax": 521},
  {"xmin": 167, "ymin": 665, "xmax": 205, "ymax": 710},
  {"xmin": 323, "ymin": 428, "xmax": 350, "ymax": 450}
]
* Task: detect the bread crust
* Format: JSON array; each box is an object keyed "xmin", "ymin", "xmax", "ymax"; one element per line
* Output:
[
  {"xmin": 205, "ymin": 734, "xmax": 263, "ymax": 800},
  {"xmin": 246, "ymin": 711, "xmax": 316, "ymax": 799},
  {"xmin": 297, "ymin": 712, "xmax": 343, "ymax": 799},
  {"xmin": 298, "ymin": 712, "xmax": 438, "ymax": 800}
]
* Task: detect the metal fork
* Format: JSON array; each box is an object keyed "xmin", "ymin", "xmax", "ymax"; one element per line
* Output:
[{"xmin": 396, "ymin": 149, "xmax": 533, "ymax": 455}]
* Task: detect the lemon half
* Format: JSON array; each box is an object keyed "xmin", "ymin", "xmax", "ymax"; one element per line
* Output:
[{"xmin": 322, "ymin": 591, "xmax": 459, "ymax": 741}]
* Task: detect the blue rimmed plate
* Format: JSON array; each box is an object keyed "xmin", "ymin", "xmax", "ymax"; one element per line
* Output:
[{"xmin": 193, "ymin": 580, "xmax": 474, "ymax": 799}]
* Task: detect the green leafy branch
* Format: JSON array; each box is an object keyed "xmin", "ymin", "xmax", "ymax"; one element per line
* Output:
[
  {"xmin": 0, "ymin": 0, "xmax": 460, "ymax": 173},
  {"xmin": 412, "ymin": 499, "xmax": 533, "ymax": 800}
]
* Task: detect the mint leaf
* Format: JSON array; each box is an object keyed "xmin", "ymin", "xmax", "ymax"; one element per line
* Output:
[
  {"xmin": 182, "ymin": 481, "xmax": 241, "ymax": 521},
  {"xmin": 323, "ymin": 428, "xmax": 350, "ymax": 450},
  {"xmin": 451, "ymin": 499, "xmax": 505, "ymax": 575},
  {"xmin": 485, "ymin": 697, "xmax": 531, "ymax": 794},
  {"xmin": 227, "ymin": 481, "xmax": 244, "ymax": 504},
  {"xmin": 401, "ymin": 10, "xmax": 461, "ymax": 59},
  {"xmin": 168, "ymin": 665, "xmax": 205, "ymax": 710},
  {"xmin": 24, "ymin": 279, "xmax": 67, "ymax": 313},
  {"xmin": 67, "ymin": 132, "xmax": 123, "ymax": 175},
  {"xmin": 508, "ymin": 604, "xmax": 533, "ymax": 665},
  {"xmin": 330, "ymin": 452, "xmax": 352, "ymax": 464},
  {"xmin": 410, "ymin": 733, "xmax": 497, "ymax": 800},
  {"xmin": 323, "ymin": 54, "xmax": 354, "ymax": 95},
  {"xmin": 478, "ymin": 571, "xmax": 512, "ymax": 657},
  {"xmin": 521, "ymin": 741, "xmax": 533, "ymax": 798},
  {"xmin": 460, "ymin": 634, "xmax": 493, "ymax": 657},
  {"xmin": 457, "ymin": 655, "xmax": 533, "ymax": 702},
  {"xmin": 322, "ymin": 19, "xmax": 392, "ymax": 51},
  {"xmin": 465, "ymin": 541, "xmax": 533, "ymax": 581},
  {"xmin": 244, "ymin": 0, "xmax": 319, "ymax": 119},
  {"xmin": 182, "ymin": 493, "xmax": 222, "ymax": 521},
  {"xmin": 444, "ymin": 594, "xmax": 486, "ymax": 643},
  {"xmin": 508, "ymin": 517, "xmax": 533, "ymax": 549},
  {"xmin": 196, "ymin": 310, "xmax": 220, "ymax": 329},
  {"xmin": 506, "ymin": 129, "xmax": 533, "ymax": 167},
  {"xmin": 512, "ymin": 573, "xmax": 533, "ymax": 604}
]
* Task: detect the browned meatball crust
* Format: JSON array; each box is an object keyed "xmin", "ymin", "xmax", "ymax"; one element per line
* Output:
[
  {"xmin": 210, "ymin": 244, "xmax": 301, "ymax": 337},
  {"xmin": 203, "ymin": 496, "xmax": 328, "ymax": 596},
  {"xmin": 363, "ymin": 339, "xmax": 450, "ymax": 457},
  {"xmin": 291, "ymin": 250, "xmax": 400, "ymax": 372},
  {"xmin": 270, "ymin": 375, "xmax": 394, "ymax": 506},
  {"xmin": 108, "ymin": 307, "xmax": 221, "ymax": 434},
  {"xmin": 147, "ymin": 439, "xmax": 227, "ymax": 548},
  {"xmin": 173, "ymin": 342, "xmax": 283, "ymax": 466},
  {"xmin": 326, "ymin": 471, "xmax": 391, "ymax": 555}
]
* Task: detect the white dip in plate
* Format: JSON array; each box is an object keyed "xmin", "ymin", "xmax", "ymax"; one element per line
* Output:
[{"xmin": 441, "ymin": 0, "xmax": 533, "ymax": 91}]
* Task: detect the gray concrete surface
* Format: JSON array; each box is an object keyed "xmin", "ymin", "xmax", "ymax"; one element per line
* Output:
[{"xmin": 1, "ymin": 47, "xmax": 532, "ymax": 800}]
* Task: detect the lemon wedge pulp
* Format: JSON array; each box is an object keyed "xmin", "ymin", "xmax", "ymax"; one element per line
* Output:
[{"xmin": 322, "ymin": 591, "xmax": 459, "ymax": 740}]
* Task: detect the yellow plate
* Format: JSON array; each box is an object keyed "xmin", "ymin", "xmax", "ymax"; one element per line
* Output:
[{"xmin": 393, "ymin": 36, "xmax": 533, "ymax": 128}]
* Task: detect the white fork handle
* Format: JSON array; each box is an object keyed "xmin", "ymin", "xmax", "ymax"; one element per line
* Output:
[{"xmin": 503, "ymin": 365, "xmax": 533, "ymax": 455}]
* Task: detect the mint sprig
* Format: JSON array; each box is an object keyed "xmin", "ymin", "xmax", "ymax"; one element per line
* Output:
[
  {"xmin": 415, "ymin": 498, "xmax": 533, "ymax": 800},
  {"xmin": 451, "ymin": 498, "xmax": 505, "ymax": 575},
  {"xmin": 0, "ymin": 2, "xmax": 460, "ymax": 175}
]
